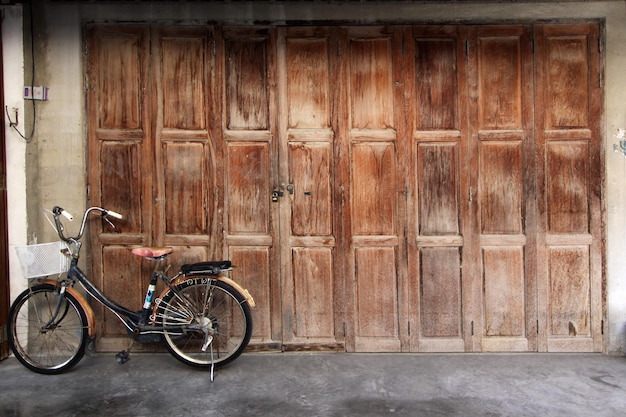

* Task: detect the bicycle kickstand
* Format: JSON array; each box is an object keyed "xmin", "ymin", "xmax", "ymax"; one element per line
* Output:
[{"xmin": 115, "ymin": 329, "xmax": 139, "ymax": 365}]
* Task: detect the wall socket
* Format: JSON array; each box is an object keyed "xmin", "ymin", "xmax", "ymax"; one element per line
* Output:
[{"xmin": 24, "ymin": 86, "xmax": 49, "ymax": 101}]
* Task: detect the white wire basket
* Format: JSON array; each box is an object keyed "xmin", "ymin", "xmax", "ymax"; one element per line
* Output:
[{"xmin": 15, "ymin": 241, "xmax": 71, "ymax": 279}]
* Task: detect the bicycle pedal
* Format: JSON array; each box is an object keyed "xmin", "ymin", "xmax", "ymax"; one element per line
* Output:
[{"xmin": 115, "ymin": 350, "xmax": 130, "ymax": 364}]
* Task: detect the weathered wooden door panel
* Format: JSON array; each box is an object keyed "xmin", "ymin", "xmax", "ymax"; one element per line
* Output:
[
  {"xmin": 87, "ymin": 23, "xmax": 604, "ymax": 354},
  {"xmin": 343, "ymin": 27, "xmax": 407, "ymax": 352},
  {"xmin": 534, "ymin": 24, "xmax": 603, "ymax": 352},
  {"xmin": 87, "ymin": 26, "xmax": 154, "ymax": 350},
  {"xmin": 277, "ymin": 27, "xmax": 344, "ymax": 349},
  {"xmin": 468, "ymin": 26, "xmax": 536, "ymax": 352},
  {"xmin": 154, "ymin": 28, "xmax": 219, "ymax": 255},
  {"xmin": 222, "ymin": 28, "xmax": 281, "ymax": 348},
  {"xmin": 405, "ymin": 26, "xmax": 469, "ymax": 352}
]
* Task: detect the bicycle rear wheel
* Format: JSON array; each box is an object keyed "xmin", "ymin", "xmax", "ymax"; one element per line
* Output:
[
  {"xmin": 158, "ymin": 277, "xmax": 252, "ymax": 369},
  {"xmin": 8, "ymin": 283, "xmax": 89, "ymax": 374}
]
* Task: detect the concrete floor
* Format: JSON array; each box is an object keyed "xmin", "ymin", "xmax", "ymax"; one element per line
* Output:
[{"xmin": 1, "ymin": 352, "xmax": 625, "ymax": 417}]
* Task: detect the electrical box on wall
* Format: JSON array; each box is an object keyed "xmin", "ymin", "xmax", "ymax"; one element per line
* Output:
[{"xmin": 24, "ymin": 86, "xmax": 48, "ymax": 101}]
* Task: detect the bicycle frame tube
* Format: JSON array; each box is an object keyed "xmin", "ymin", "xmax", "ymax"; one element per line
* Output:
[{"xmin": 67, "ymin": 261, "xmax": 141, "ymax": 325}]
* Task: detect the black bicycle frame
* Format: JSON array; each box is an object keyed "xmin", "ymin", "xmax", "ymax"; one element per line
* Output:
[{"xmin": 66, "ymin": 257, "xmax": 142, "ymax": 326}]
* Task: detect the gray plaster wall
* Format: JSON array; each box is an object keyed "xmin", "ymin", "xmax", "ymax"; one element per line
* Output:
[{"xmin": 8, "ymin": 1, "xmax": 626, "ymax": 354}]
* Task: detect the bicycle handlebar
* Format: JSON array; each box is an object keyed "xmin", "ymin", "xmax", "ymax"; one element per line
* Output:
[
  {"xmin": 52, "ymin": 206, "xmax": 123, "ymax": 242},
  {"xmin": 106, "ymin": 210, "xmax": 123, "ymax": 220}
]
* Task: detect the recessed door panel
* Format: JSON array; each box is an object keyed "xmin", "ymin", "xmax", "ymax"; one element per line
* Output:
[{"xmin": 87, "ymin": 23, "xmax": 604, "ymax": 355}]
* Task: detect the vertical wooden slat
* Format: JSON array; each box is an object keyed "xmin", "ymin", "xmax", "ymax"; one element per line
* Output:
[
  {"xmin": 154, "ymin": 28, "xmax": 218, "ymax": 257},
  {"xmin": 469, "ymin": 25, "xmax": 536, "ymax": 352},
  {"xmin": 535, "ymin": 24, "xmax": 603, "ymax": 352},
  {"xmin": 87, "ymin": 26, "xmax": 153, "ymax": 350},
  {"xmin": 406, "ymin": 26, "xmax": 468, "ymax": 353},
  {"xmin": 223, "ymin": 28, "xmax": 281, "ymax": 348},
  {"xmin": 278, "ymin": 27, "xmax": 343, "ymax": 351},
  {"xmin": 345, "ymin": 27, "xmax": 405, "ymax": 352}
]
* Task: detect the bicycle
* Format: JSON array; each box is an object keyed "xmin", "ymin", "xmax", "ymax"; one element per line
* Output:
[{"xmin": 8, "ymin": 206, "xmax": 254, "ymax": 380}]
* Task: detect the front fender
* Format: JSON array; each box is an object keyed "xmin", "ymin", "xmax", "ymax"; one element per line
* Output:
[{"xmin": 42, "ymin": 279, "xmax": 97, "ymax": 338}]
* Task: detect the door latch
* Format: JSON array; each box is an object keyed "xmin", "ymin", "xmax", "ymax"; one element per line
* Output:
[{"xmin": 272, "ymin": 190, "xmax": 284, "ymax": 202}]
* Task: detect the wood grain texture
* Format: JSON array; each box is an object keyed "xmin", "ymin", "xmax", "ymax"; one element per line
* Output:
[{"xmin": 86, "ymin": 23, "xmax": 604, "ymax": 354}]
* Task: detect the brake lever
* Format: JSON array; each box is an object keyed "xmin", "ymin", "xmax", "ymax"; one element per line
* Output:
[{"xmin": 102, "ymin": 213, "xmax": 116, "ymax": 230}]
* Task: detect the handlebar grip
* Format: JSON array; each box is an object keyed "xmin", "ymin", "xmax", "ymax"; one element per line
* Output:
[
  {"xmin": 106, "ymin": 210, "xmax": 123, "ymax": 220},
  {"xmin": 61, "ymin": 210, "xmax": 74, "ymax": 221}
]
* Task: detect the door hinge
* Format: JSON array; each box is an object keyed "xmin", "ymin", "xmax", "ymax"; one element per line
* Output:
[
  {"xmin": 471, "ymin": 320, "xmax": 474, "ymax": 336},
  {"xmin": 599, "ymin": 71, "xmax": 603, "ymax": 89},
  {"xmin": 465, "ymin": 39, "xmax": 470, "ymax": 57},
  {"xmin": 598, "ymin": 35, "xmax": 604, "ymax": 54},
  {"xmin": 408, "ymin": 321, "xmax": 411, "ymax": 336},
  {"xmin": 600, "ymin": 184, "xmax": 603, "ymax": 201},
  {"xmin": 0, "ymin": 325, "xmax": 6, "ymax": 344}
]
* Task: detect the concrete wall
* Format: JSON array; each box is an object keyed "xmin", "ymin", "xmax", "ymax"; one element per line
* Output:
[
  {"xmin": 2, "ymin": 5, "xmax": 27, "ymax": 317},
  {"xmin": 5, "ymin": 1, "xmax": 626, "ymax": 354}
]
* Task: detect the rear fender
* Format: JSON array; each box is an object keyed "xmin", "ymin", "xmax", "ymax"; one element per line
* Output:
[{"xmin": 154, "ymin": 275, "xmax": 256, "ymax": 314}]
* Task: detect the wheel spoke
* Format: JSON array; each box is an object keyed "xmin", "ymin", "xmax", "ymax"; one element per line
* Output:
[
  {"xmin": 160, "ymin": 278, "xmax": 252, "ymax": 369},
  {"xmin": 8, "ymin": 285, "xmax": 88, "ymax": 374}
]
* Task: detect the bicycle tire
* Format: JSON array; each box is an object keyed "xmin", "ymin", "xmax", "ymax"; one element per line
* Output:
[
  {"xmin": 157, "ymin": 277, "xmax": 253, "ymax": 369},
  {"xmin": 8, "ymin": 283, "xmax": 89, "ymax": 374}
]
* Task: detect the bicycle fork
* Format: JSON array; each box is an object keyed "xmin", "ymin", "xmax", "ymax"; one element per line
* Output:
[{"xmin": 41, "ymin": 286, "xmax": 69, "ymax": 332}]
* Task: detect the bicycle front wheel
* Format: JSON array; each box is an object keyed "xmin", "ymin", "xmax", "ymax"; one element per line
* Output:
[
  {"xmin": 158, "ymin": 277, "xmax": 252, "ymax": 369},
  {"xmin": 8, "ymin": 283, "xmax": 89, "ymax": 374}
]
